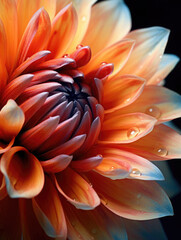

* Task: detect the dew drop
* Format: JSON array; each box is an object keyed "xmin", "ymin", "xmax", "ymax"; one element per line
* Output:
[
  {"xmin": 127, "ymin": 127, "xmax": 139, "ymax": 139},
  {"xmin": 81, "ymin": 16, "xmax": 86, "ymax": 22},
  {"xmin": 156, "ymin": 148, "xmax": 168, "ymax": 156},
  {"xmin": 110, "ymin": 166, "xmax": 115, "ymax": 170},
  {"xmin": 145, "ymin": 105, "xmax": 161, "ymax": 118},
  {"xmin": 76, "ymin": 44, "xmax": 83, "ymax": 49},
  {"xmin": 131, "ymin": 168, "xmax": 142, "ymax": 176},
  {"xmin": 63, "ymin": 54, "xmax": 70, "ymax": 58},
  {"xmin": 101, "ymin": 62, "xmax": 107, "ymax": 66}
]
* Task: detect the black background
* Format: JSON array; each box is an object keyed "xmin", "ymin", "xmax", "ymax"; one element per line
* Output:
[
  {"xmin": 98, "ymin": 0, "xmax": 181, "ymax": 238},
  {"xmin": 125, "ymin": 1, "xmax": 181, "ymax": 239}
]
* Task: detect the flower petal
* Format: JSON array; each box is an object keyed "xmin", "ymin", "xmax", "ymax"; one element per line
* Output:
[
  {"xmin": 83, "ymin": 39, "xmax": 134, "ymax": 76},
  {"xmin": 82, "ymin": 0, "xmax": 131, "ymax": 55},
  {"xmin": 19, "ymin": 116, "xmax": 60, "ymax": 151},
  {"xmin": 63, "ymin": 201, "xmax": 128, "ymax": 240},
  {"xmin": 41, "ymin": 154, "xmax": 72, "ymax": 173},
  {"xmin": 19, "ymin": 199, "xmax": 52, "ymax": 240},
  {"xmin": 147, "ymin": 54, "xmax": 180, "ymax": 85},
  {"xmin": 0, "ymin": 197, "xmax": 21, "ymax": 239},
  {"xmin": 47, "ymin": 3, "xmax": 77, "ymax": 58},
  {"xmin": 100, "ymin": 113, "xmax": 156, "ymax": 143},
  {"xmin": 0, "ymin": 147, "xmax": 44, "ymax": 198},
  {"xmin": 124, "ymin": 219, "xmax": 167, "ymax": 240},
  {"xmin": 0, "ymin": 100, "xmax": 25, "ymax": 142},
  {"xmin": 17, "ymin": 8, "xmax": 51, "ymax": 65},
  {"xmin": 0, "ymin": 19, "xmax": 7, "ymax": 93},
  {"xmin": 103, "ymin": 75, "xmax": 145, "ymax": 113},
  {"xmin": 55, "ymin": 167, "xmax": 100, "ymax": 210},
  {"xmin": 0, "ymin": 0, "xmax": 18, "ymax": 72},
  {"xmin": 119, "ymin": 27, "xmax": 169, "ymax": 80},
  {"xmin": 66, "ymin": 0, "xmax": 97, "ymax": 53},
  {"xmin": 87, "ymin": 172, "xmax": 173, "ymax": 220},
  {"xmin": 0, "ymin": 172, "xmax": 7, "ymax": 200},
  {"xmin": 121, "ymin": 124, "xmax": 181, "ymax": 160},
  {"xmin": 17, "ymin": 0, "xmax": 56, "ymax": 40},
  {"xmin": 117, "ymin": 85, "xmax": 181, "ymax": 122},
  {"xmin": 32, "ymin": 175, "xmax": 67, "ymax": 238}
]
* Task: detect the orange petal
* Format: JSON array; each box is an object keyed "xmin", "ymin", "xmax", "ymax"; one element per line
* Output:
[
  {"xmin": 0, "ymin": 172, "xmax": 7, "ymax": 200},
  {"xmin": 47, "ymin": 3, "xmax": 77, "ymax": 58},
  {"xmin": 82, "ymin": 0, "xmax": 131, "ymax": 55},
  {"xmin": 0, "ymin": 0, "xmax": 18, "ymax": 72},
  {"xmin": 20, "ymin": 116, "xmax": 60, "ymax": 151},
  {"xmin": 82, "ymin": 39, "xmax": 134, "ymax": 76},
  {"xmin": 55, "ymin": 167, "xmax": 100, "ymax": 210},
  {"xmin": 0, "ymin": 197, "xmax": 21, "ymax": 239},
  {"xmin": 20, "ymin": 92, "xmax": 48, "ymax": 124},
  {"xmin": 17, "ymin": 0, "xmax": 56, "ymax": 40},
  {"xmin": 117, "ymin": 85, "xmax": 181, "ymax": 122},
  {"xmin": 66, "ymin": 0, "xmax": 97, "ymax": 53},
  {"xmin": 19, "ymin": 199, "xmax": 53, "ymax": 240},
  {"xmin": 0, "ymin": 19, "xmax": 7, "ymax": 93},
  {"xmin": 17, "ymin": 8, "xmax": 51, "ymax": 65},
  {"xmin": 100, "ymin": 113, "xmax": 156, "ymax": 143},
  {"xmin": 87, "ymin": 172, "xmax": 173, "ymax": 220},
  {"xmin": 0, "ymin": 147, "xmax": 44, "ymax": 198},
  {"xmin": 32, "ymin": 175, "xmax": 67, "ymax": 238},
  {"xmin": 147, "ymin": 54, "xmax": 180, "ymax": 85},
  {"xmin": 121, "ymin": 124, "xmax": 181, "ymax": 161},
  {"xmin": 0, "ymin": 138, "xmax": 14, "ymax": 155},
  {"xmin": 41, "ymin": 154, "xmax": 72, "ymax": 173},
  {"xmin": 0, "ymin": 100, "xmax": 25, "ymax": 142},
  {"xmin": 120, "ymin": 27, "xmax": 169, "ymax": 80},
  {"xmin": 71, "ymin": 155, "xmax": 103, "ymax": 172},
  {"xmin": 1, "ymin": 74, "xmax": 33, "ymax": 105},
  {"xmin": 63, "ymin": 201, "xmax": 128, "ymax": 240},
  {"xmin": 41, "ymin": 134, "xmax": 86, "ymax": 159},
  {"xmin": 103, "ymin": 75, "xmax": 145, "ymax": 113}
]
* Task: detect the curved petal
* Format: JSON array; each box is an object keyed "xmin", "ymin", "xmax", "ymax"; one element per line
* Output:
[
  {"xmin": 19, "ymin": 199, "xmax": 52, "ymax": 240},
  {"xmin": 17, "ymin": 8, "xmax": 51, "ymax": 65},
  {"xmin": 147, "ymin": 54, "xmax": 180, "ymax": 85},
  {"xmin": 55, "ymin": 167, "xmax": 100, "ymax": 210},
  {"xmin": 32, "ymin": 175, "xmax": 67, "ymax": 238},
  {"xmin": 116, "ymin": 85, "xmax": 181, "ymax": 122},
  {"xmin": 0, "ymin": 172, "xmax": 7, "ymax": 200},
  {"xmin": 0, "ymin": 0, "xmax": 18, "ymax": 72},
  {"xmin": 0, "ymin": 147, "xmax": 44, "ymax": 198},
  {"xmin": 100, "ymin": 113, "xmax": 156, "ymax": 143},
  {"xmin": 41, "ymin": 154, "xmax": 72, "ymax": 173},
  {"xmin": 124, "ymin": 219, "xmax": 167, "ymax": 240},
  {"xmin": 82, "ymin": 39, "xmax": 135, "ymax": 76},
  {"xmin": 120, "ymin": 27, "xmax": 169, "ymax": 80},
  {"xmin": 17, "ymin": 0, "xmax": 56, "ymax": 40},
  {"xmin": 92, "ymin": 146, "xmax": 164, "ymax": 180},
  {"xmin": 0, "ymin": 138, "xmax": 14, "ymax": 155},
  {"xmin": 0, "ymin": 197, "xmax": 21, "ymax": 240},
  {"xmin": 87, "ymin": 172, "xmax": 173, "ymax": 220},
  {"xmin": 121, "ymin": 124, "xmax": 181, "ymax": 160},
  {"xmin": 66, "ymin": 0, "xmax": 97, "ymax": 53},
  {"xmin": 0, "ymin": 100, "xmax": 25, "ymax": 142},
  {"xmin": 103, "ymin": 75, "xmax": 145, "ymax": 113},
  {"xmin": 47, "ymin": 3, "xmax": 77, "ymax": 58},
  {"xmin": 63, "ymin": 201, "xmax": 128, "ymax": 240},
  {"xmin": 82, "ymin": 0, "xmax": 131, "ymax": 55}
]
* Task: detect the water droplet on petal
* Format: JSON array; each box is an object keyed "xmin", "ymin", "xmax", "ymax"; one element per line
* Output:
[
  {"xmin": 145, "ymin": 105, "xmax": 161, "ymax": 118},
  {"xmin": 127, "ymin": 127, "xmax": 140, "ymax": 139},
  {"xmin": 101, "ymin": 62, "xmax": 107, "ymax": 66},
  {"xmin": 156, "ymin": 148, "xmax": 168, "ymax": 156},
  {"xmin": 81, "ymin": 16, "xmax": 86, "ymax": 22},
  {"xmin": 63, "ymin": 54, "xmax": 69, "ymax": 58},
  {"xmin": 131, "ymin": 168, "xmax": 142, "ymax": 176},
  {"xmin": 76, "ymin": 44, "xmax": 83, "ymax": 49},
  {"xmin": 110, "ymin": 166, "xmax": 115, "ymax": 170}
]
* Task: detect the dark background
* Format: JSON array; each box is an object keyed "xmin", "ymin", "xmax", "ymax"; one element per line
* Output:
[
  {"xmin": 125, "ymin": 0, "xmax": 181, "ymax": 239},
  {"xmin": 98, "ymin": 0, "xmax": 181, "ymax": 238}
]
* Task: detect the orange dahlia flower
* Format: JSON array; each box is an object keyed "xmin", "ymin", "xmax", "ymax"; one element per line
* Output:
[{"xmin": 0, "ymin": 0, "xmax": 181, "ymax": 239}]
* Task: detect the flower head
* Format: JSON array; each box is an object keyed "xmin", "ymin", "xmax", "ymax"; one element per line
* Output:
[{"xmin": 0, "ymin": 0, "xmax": 181, "ymax": 239}]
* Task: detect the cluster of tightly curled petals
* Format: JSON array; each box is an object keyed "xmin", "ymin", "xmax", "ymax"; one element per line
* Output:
[{"xmin": 0, "ymin": 0, "xmax": 181, "ymax": 239}]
